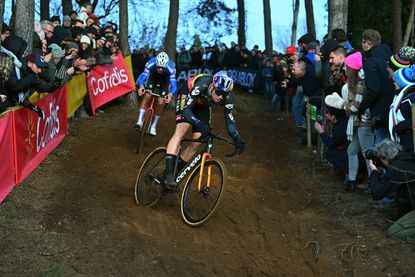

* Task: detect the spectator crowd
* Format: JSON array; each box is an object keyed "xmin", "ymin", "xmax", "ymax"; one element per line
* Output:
[{"xmin": 0, "ymin": 2, "xmax": 120, "ymax": 118}]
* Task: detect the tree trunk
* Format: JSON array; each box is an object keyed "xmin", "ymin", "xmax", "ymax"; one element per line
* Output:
[
  {"xmin": 237, "ymin": 0, "xmax": 246, "ymax": 46},
  {"xmin": 62, "ymin": 0, "xmax": 72, "ymax": 16},
  {"xmin": 328, "ymin": 0, "xmax": 348, "ymax": 36},
  {"xmin": 9, "ymin": 0, "xmax": 15, "ymax": 30},
  {"xmin": 291, "ymin": 0, "xmax": 300, "ymax": 46},
  {"xmin": 393, "ymin": 0, "xmax": 403, "ymax": 52},
  {"xmin": 263, "ymin": 0, "xmax": 273, "ymax": 54},
  {"xmin": 165, "ymin": 0, "xmax": 179, "ymax": 63},
  {"xmin": 403, "ymin": 0, "xmax": 415, "ymax": 47},
  {"xmin": 0, "ymin": 0, "xmax": 4, "ymax": 47},
  {"xmin": 305, "ymin": 0, "xmax": 316, "ymax": 38},
  {"xmin": 40, "ymin": 0, "xmax": 49, "ymax": 20},
  {"xmin": 14, "ymin": 0, "xmax": 34, "ymax": 55},
  {"xmin": 119, "ymin": 0, "xmax": 130, "ymax": 56}
]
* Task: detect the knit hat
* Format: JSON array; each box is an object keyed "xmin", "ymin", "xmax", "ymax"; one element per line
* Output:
[
  {"xmin": 307, "ymin": 41, "xmax": 319, "ymax": 50},
  {"xmin": 50, "ymin": 15, "xmax": 61, "ymax": 23},
  {"xmin": 394, "ymin": 65, "xmax": 415, "ymax": 88},
  {"xmin": 84, "ymin": 26, "xmax": 98, "ymax": 37},
  {"xmin": 67, "ymin": 42, "xmax": 79, "ymax": 51},
  {"xmin": 399, "ymin": 46, "xmax": 415, "ymax": 62},
  {"xmin": 63, "ymin": 15, "xmax": 71, "ymax": 22},
  {"xmin": 344, "ymin": 51, "xmax": 363, "ymax": 70},
  {"xmin": 48, "ymin": 43, "xmax": 64, "ymax": 59},
  {"xmin": 80, "ymin": 35, "xmax": 91, "ymax": 45},
  {"xmin": 285, "ymin": 46, "xmax": 298, "ymax": 55},
  {"xmin": 297, "ymin": 33, "xmax": 315, "ymax": 45}
]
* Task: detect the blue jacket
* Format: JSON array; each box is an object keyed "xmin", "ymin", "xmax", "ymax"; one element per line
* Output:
[{"xmin": 136, "ymin": 57, "xmax": 177, "ymax": 94}]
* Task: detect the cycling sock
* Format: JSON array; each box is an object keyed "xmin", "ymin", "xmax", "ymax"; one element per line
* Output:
[
  {"xmin": 165, "ymin": 154, "xmax": 177, "ymax": 175},
  {"xmin": 137, "ymin": 109, "xmax": 145, "ymax": 124},
  {"xmin": 151, "ymin": 115, "xmax": 160, "ymax": 128}
]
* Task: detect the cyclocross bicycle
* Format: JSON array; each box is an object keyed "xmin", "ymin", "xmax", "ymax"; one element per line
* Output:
[
  {"xmin": 135, "ymin": 85, "xmax": 164, "ymax": 154},
  {"xmin": 134, "ymin": 132, "xmax": 239, "ymax": 226}
]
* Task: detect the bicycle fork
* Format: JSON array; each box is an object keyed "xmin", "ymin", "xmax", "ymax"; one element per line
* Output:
[
  {"xmin": 198, "ymin": 152, "xmax": 212, "ymax": 192},
  {"xmin": 143, "ymin": 97, "xmax": 156, "ymax": 133}
]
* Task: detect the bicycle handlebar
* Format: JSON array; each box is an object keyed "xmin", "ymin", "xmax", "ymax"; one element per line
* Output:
[
  {"xmin": 181, "ymin": 132, "xmax": 240, "ymax": 157},
  {"xmin": 144, "ymin": 89, "xmax": 165, "ymax": 98}
]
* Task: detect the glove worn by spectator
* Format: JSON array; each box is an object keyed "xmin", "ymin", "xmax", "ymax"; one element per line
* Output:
[
  {"xmin": 22, "ymin": 98, "xmax": 44, "ymax": 118},
  {"xmin": 195, "ymin": 120, "xmax": 211, "ymax": 137},
  {"xmin": 233, "ymin": 134, "xmax": 246, "ymax": 154},
  {"xmin": 54, "ymin": 65, "xmax": 67, "ymax": 87},
  {"xmin": 325, "ymin": 92, "xmax": 345, "ymax": 110}
]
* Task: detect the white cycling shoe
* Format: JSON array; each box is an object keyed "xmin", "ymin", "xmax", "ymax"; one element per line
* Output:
[
  {"xmin": 149, "ymin": 125, "xmax": 157, "ymax": 136},
  {"xmin": 134, "ymin": 121, "xmax": 143, "ymax": 130}
]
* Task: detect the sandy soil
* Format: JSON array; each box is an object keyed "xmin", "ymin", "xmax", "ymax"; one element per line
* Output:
[{"xmin": 0, "ymin": 92, "xmax": 414, "ymax": 276}]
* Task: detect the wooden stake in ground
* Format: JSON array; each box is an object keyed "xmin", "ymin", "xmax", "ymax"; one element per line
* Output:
[{"xmin": 307, "ymin": 102, "xmax": 312, "ymax": 147}]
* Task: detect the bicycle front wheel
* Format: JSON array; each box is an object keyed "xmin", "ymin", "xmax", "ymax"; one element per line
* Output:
[
  {"xmin": 135, "ymin": 147, "xmax": 166, "ymax": 207},
  {"xmin": 180, "ymin": 158, "xmax": 227, "ymax": 227},
  {"xmin": 136, "ymin": 110, "xmax": 152, "ymax": 154}
]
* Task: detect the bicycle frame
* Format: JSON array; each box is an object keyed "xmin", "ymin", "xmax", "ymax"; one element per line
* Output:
[
  {"xmin": 174, "ymin": 136, "xmax": 215, "ymax": 192},
  {"xmin": 141, "ymin": 90, "xmax": 161, "ymax": 133}
]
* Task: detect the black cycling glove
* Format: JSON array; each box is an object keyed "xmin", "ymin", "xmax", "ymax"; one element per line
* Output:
[
  {"xmin": 196, "ymin": 121, "xmax": 211, "ymax": 137},
  {"xmin": 233, "ymin": 134, "xmax": 246, "ymax": 154}
]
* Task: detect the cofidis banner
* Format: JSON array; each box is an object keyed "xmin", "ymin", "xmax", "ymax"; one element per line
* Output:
[
  {"xmin": 0, "ymin": 112, "xmax": 16, "ymax": 202},
  {"xmin": 87, "ymin": 53, "xmax": 135, "ymax": 114},
  {"xmin": 14, "ymin": 86, "xmax": 68, "ymax": 183}
]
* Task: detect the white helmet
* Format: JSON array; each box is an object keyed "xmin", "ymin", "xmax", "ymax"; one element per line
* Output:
[{"xmin": 156, "ymin": 51, "xmax": 169, "ymax": 67}]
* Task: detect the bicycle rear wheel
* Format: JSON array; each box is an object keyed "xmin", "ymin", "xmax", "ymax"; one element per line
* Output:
[
  {"xmin": 136, "ymin": 110, "xmax": 152, "ymax": 154},
  {"xmin": 135, "ymin": 147, "xmax": 166, "ymax": 207},
  {"xmin": 180, "ymin": 158, "xmax": 227, "ymax": 226}
]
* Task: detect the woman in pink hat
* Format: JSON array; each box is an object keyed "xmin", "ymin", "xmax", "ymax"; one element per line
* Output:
[{"xmin": 325, "ymin": 51, "xmax": 375, "ymax": 191}]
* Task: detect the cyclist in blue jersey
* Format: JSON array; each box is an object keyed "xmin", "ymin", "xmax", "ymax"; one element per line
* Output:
[
  {"xmin": 162, "ymin": 70, "xmax": 246, "ymax": 188},
  {"xmin": 135, "ymin": 51, "xmax": 177, "ymax": 136}
]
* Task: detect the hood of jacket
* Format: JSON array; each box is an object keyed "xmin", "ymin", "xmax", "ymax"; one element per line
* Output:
[{"xmin": 367, "ymin": 44, "xmax": 393, "ymax": 62}]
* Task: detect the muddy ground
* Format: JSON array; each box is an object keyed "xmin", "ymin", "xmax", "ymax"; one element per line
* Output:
[{"xmin": 0, "ymin": 92, "xmax": 414, "ymax": 276}]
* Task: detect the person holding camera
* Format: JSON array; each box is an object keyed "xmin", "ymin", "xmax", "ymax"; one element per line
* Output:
[
  {"xmin": 368, "ymin": 139, "xmax": 415, "ymax": 243},
  {"xmin": 314, "ymin": 107, "xmax": 349, "ymax": 174}
]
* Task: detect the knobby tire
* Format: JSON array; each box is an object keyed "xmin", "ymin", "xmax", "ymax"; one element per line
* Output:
[
  {"xmin": 135, "ymin": 147, "xmax": 166, "ymax": 207},
  {"xmin": 180, "ymin": 158, "xmax": 226, "ymax": 227}
]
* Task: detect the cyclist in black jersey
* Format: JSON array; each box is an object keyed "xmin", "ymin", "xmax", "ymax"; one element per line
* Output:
[{"xmin": 163, "ymin": 70, "xmax": 246, "ymax": 187}]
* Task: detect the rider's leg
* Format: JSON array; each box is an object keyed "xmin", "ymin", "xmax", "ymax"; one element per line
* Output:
[
  {"xmin": 149, "ymin": 97, "xmax": 165, "ymax": 136},
  {"xmin": 180, "ymin": 132, "xmax": 202, "ymax": 162},
  {"xmin": 136, "ymin": 93, "xmax": 150, "ymax": 127},
  {"xmin": 164, "ymin": 123, "xmax": 191, "ymax": 185}
]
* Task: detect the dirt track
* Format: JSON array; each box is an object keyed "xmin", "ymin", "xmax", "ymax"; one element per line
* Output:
[{"xmin": 1, "ymin": 92, "xmax": 415, "ymax": 276}]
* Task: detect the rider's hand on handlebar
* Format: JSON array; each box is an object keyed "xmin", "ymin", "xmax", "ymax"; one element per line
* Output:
[
  {"xmin": 233, "ymin": 134, "xmax": 246, "ymax": 155},
  {"xmin": 196, "ymin": 121, "xmax": 211, "ymax": 137},
  {"xmin": 137, "ymin": 86, "xmax": 145, "ymax": 96},
  {"xmin": 164, "ymin": 92, "xmax": 173, "ymax": 104}
]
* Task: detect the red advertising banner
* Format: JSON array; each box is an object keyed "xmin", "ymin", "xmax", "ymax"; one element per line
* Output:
[
  {"xmin": 14, "ymin": 86, "xmax": 68, "ymax": 183},
  {"xmin": 0, "ymin": 112, "xmax": 16, "ymax": 203},
  {"xmin": 87, "ymin": 53, "xmax": 135, "ymax": 113}
]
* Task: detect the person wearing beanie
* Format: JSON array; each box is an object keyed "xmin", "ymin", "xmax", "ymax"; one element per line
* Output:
[
  {"xmin": 399, "ymin": 46, "xmax": 415, "ymax": 65},
  {"xmin": 50, "ymin": 15, "xmax": 61, "ymax": 28},
  {"xmin": 389, "ymin": 65, "xmax": 415, "ymax": 153},
  {"xmin": 325, "ymin": 50, "xmax": 375, "ymax": 192},
  {"xmin": 297, "ymin": 33, "xmax": 315, "ymax": 55},
  {"xmin": 71, "ymin": 26, "xmax": 84, "ymax": 42},
  {"xmin": 393, "ymin": 65, "xmax": 415, "ymax": 89},
  {"xmin": 63, "ymin": 15, "xmax": 72, "ymax": 28},
  {"xmin": 48, "ymin": 43, "xmax": 64, "ymax": 59}
]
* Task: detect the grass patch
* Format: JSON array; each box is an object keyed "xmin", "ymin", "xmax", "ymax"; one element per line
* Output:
[
  {"xmin": 234, "ymin": 89, "xmax": 271, "ymax": 116},
  {"xmin": 41, "ymin": 262, "xmax": 68, "ymax": 277}
]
